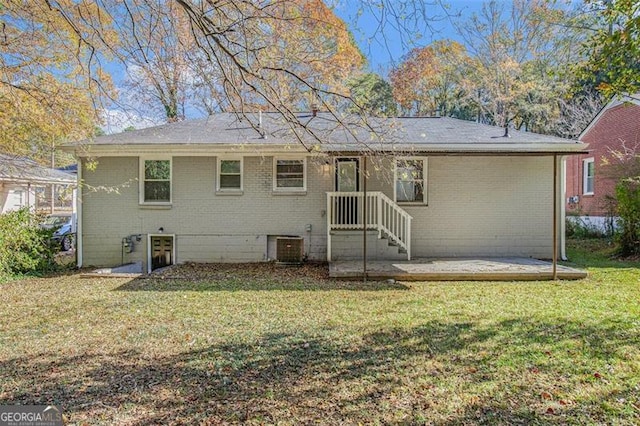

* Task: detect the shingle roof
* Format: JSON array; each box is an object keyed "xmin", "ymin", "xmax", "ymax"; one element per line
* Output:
[
  {"xmin": 579, "ymin": 93, "xmax": 640, "ymax": 140},
  {"xmin": 0, "ymin": 154, "xmax": 76, "ymax": 185},
  {"xmin": 67, "ymin": 112, "xmax": 586, "ymax": 154}
]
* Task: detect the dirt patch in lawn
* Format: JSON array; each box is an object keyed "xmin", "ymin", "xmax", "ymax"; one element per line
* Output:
[{"xmin": 115, "ymin": 262, "xmax": 409, "ymax": 292}]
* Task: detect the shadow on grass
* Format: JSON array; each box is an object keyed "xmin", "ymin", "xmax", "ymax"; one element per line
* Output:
[{"xmin": 2, "ymin": 319, "xmax": 637, "ymax": 425}]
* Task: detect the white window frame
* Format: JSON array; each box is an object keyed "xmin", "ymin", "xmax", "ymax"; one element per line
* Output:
[
  {"xmin": 583, "ymin": 157, "xmax": 595, "ymax": 195},
  {"xmin": 394, "ymin": 157, "xmax": 428, "ymax": 205},
  {"xmin": 273, "ymin": 157, "xmax": 307, "ymax": 192},
  {"xmin": 217, "ymin": 157, "xmax": 243, "ymax": 192},
  {"xmin": 139, "ymin": 157, "xmax": 172, "ymax": 205}
]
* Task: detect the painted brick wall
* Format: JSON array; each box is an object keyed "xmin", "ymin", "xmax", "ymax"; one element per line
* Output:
[
  {"xmin": 81, "ymin": 156, "xmax": 332, "ymax": 269},
  {"xmin": 566, "ymin": 103, "xmax": 640, "ymax": 217},
  {"xmin": 368, "ymin": 156, "xmax": 557, "ymax": 258},
  {"xmin": 81, "ymin": 154, "xmax": 558, "ymax": 267}
]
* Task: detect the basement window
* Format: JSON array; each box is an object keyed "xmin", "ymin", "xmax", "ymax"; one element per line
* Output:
[
  {"xmin": 140, "ymin": 158, "xmax": 171, "ymax": 204},
  {"xmin": 395, "ymin": 158, "xmax": 427, "ymax": 204}
]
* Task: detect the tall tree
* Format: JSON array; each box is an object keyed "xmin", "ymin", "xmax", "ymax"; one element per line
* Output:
[
  {"xmin": 0, "ymin": 0, "xmax": 110, "ymax": 160},
  {"xmin": 150, "ymin": 0, "xmax": 369, "ymax": 146},
  {"xmin": 456, "ymin": 0, "xmax": 576, "ymax": 133},
  {"xmin": 575, "ymin": 0, "xmax": 640, "ymax": 96},
  {"xmin": 347, "ymin": 73, "xmax": 396, "ymax": 117},
  {"xmin": 99, "ymin": 0, "xmax": 364, "ymax": 123},
  {"xmin": 108, "ymin": 0, "xmax": 195, "ymax": 122},
  {"xmin": 263, "ymin": 0, "xmax": 365, "ymax": 110},
  {"xmin": 389, "ymin": 40, "xmax": 471, "ymax": 117}
]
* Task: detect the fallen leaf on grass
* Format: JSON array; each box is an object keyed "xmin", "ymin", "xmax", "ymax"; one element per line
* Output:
[{"xmin": 541, "ymin": 391, "xmax": 553, "ymax": 400}]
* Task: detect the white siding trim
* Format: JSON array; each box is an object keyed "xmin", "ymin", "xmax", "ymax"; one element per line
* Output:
[
  {"xmin": 216, "ymin": 157, "xmax": 244, "ymax": 192},
  {"xmin": 582, "ymin": 157, "xmax": 594, "ymax": 195},
  {"xmin": 394, "ymin": 156, "xmax": 428, "ymax": 205},
  {"xmin": 272, "ymin": 157, "xmax": 307, "ymax": 192},
  {"xmin": 561, "ymin": 156, "xmax": 567, "ymax": 261},
  {"xmin": 139, "ymin": 156, "xmax": 173, "ymax": 205},
  {"xmin": 77, "ymin": 160, "xmax": 83, "ymax": 268}
]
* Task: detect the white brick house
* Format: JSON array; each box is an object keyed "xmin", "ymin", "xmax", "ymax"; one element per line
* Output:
[
  {"xmin": 64, "ymin": 113, "xmax": 587, "ymax": 272},
  {"xmin": 0, "ymin": 153, "xmax": 76, "ymax": 214}
]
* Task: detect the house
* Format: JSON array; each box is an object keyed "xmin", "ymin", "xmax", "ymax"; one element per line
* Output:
[
  {"xmin": 565, "ymin": 94, "xmax": 640, "ymax": 231},
  {"xmin": 63, "ymin": 113, "xmax": 586, "ymax": 273},
  {"xmin": 0, "ymin": 153, "xmax": 76, "ymax": 214}
]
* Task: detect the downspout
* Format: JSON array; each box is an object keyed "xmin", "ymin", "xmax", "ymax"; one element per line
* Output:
[
  {"xmin": 552, "ymin": 154, "xmax": 558, "ymax": 280},
  {"xmin": 362, "ymin": 155, "xmax": 367, "ymax": 283},
  {"xmin": 51, "ymin": 148, "xmax": 55, "ymax": 214},
  {"xmin": 560, "ymin": 156, "xmax": 567, "ymax": 261},
  {"xmin": 77, "ymin": 159, "xmax": 83, "ymax": 268}
]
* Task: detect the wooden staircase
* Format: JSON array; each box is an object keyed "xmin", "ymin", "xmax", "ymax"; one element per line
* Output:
[{"xmin": 327, "ymin": 191, "xmax": 412, "ymax": 261}]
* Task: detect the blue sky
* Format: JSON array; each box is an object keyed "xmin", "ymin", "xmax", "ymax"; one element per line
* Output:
[{"xmin": 333, "ymin": 0, "xmax": 491, "ymax": 74}]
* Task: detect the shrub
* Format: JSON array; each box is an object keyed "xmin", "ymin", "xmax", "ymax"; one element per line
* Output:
[
  {"xmin": 0, "ymin": 208, "xmax": 58, "ymax": 279},
  {"xmin": 615, "ymin": 179, "xmax": 640, "ymax": 255},
  {"xmin": 565, "ymin": 216, "xmax": 608, "ymax": 239}
]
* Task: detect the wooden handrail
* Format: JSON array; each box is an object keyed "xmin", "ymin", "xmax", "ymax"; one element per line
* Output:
[{"xmin": 327, "ymin": 192, "xmax": 412, "ymax": 260}]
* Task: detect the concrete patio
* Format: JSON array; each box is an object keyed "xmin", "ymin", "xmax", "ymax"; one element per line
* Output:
[{"xmin": 329, "ymin": 257, "xmax": 587, "ymax": 281}]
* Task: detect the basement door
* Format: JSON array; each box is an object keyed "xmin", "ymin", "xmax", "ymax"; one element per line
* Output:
[{"xmin": 150, "ymin": 235, "xmax": 174, "ymax": 271}]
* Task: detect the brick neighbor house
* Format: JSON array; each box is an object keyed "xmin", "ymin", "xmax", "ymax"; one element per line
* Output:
[{"xmin": 565, "ymin": 94, "xmax": 640, "ymax": 231}]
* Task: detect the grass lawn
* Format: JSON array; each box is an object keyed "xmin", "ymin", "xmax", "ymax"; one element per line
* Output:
[{"xmin": 0, "ymin": 239, "xmax": 638, "ymax": 425}]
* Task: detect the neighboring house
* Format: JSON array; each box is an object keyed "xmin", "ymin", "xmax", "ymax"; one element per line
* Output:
[
  {"xmin": 0, "ymin": 153, "xmax": 76, "ymax": 214},
  {"xmin": 63, "ymin": 113, "xmax": 586, "ymax": 273},
  {"xmin": 565, "ymin": 94, "xmax": 640, "ymax": 231},
  {"xmin": 57, "ymin": 164, "xmax": 78, "ymax": 175}
]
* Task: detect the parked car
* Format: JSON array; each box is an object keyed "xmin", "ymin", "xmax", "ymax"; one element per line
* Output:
[{"xmin": 40, "ymin": 213, "xmax": 76, "ymax": 251}]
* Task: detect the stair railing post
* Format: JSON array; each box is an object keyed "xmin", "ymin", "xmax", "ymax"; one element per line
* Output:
[
  {"xmin": 327, "ymin": 192, "xmax": 332, "ymax": 261},
  {"xmin": 407, "ymin": 216, "xmax": 412, "ymax": 261},
  {"xmin": 377, "ymin": 194, "xmax": 382, "ymax": 238}
]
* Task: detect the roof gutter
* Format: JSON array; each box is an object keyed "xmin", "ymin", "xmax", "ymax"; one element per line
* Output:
[{"xmin": 0, "ymin": 177, "xmax": 76, "ymax": 185}]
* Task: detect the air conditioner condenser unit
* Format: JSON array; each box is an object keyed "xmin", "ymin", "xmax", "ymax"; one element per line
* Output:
[{"xmin": 276, "ymin": 237, "xmax": 304, "ymax": 264}]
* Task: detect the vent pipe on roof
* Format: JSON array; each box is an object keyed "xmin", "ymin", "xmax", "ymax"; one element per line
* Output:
[{"xmin": 258, "ymin": 110, "xmax": 267, "ymax": 139}]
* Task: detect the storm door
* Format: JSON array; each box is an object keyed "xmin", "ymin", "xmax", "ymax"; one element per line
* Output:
[{"xmin": 334, "ymin": 158, "xmax": 360, "ymax": 227}]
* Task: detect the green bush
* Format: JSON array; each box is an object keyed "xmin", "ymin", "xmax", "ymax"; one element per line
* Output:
[
  {"xmin": 565, "ymin": 216, "xmax": 608, "ymax": 239},
  {"xmin": 0, "ymin": 208, "xmax": 58, "ymax": 279},
  {"xmin": 615, "ymin": 179, "xmax": 640, "ymax": 255}
]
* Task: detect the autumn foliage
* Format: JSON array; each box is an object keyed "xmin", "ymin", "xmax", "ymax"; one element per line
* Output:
[
  {"xmin": 389, "ymin": 40, "xmax": 471, "ymax": 117},
  {"xmin": 0, "ymin": 0, "xmax": 110, "ymax": 159}
]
